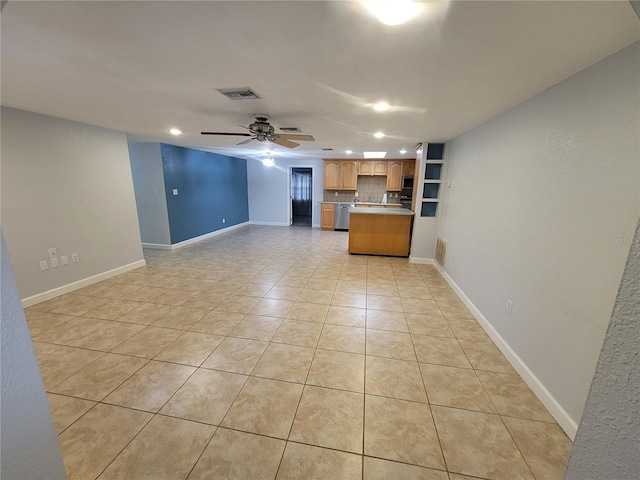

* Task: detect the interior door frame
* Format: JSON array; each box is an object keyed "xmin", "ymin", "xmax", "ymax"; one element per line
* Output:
[{"xmin": 288, "ymin": 165, "xmax": 315, "ymax": 227}]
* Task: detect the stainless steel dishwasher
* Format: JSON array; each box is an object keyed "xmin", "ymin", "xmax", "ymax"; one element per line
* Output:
[{"xmin": 334, "ymin": 204, "xmax": 353, "ymax": 230}]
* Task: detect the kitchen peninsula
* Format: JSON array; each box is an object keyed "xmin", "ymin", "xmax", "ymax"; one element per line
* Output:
[{"xmin": 348, "ymin": 207, "xmax": 415, "ymax": 257}]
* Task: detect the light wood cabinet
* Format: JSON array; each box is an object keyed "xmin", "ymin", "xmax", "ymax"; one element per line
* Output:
[
  {"xmin": 320, "ymin": 203, "xmax": 335, "ymax": 230},
  {"xmin": 324, "ymin": 159, "xmax": 357, "ymax": 190},
  {"xmin": 357, "ymin": 161, "xmax": 373, "ymax": 176},
  {"xmin": 358, "ymin": 160, "xmax": 387, "ymax": 176},
  {"xmin": 323, "ymin": 160, "xmax": 341, "ymax": 190},
  {"xmin": 386, "ymin": 160, "xmax": 403, "ymax": 191},
  {"xmin": 403, "ymin": 159, "xmax": 415, "ymax": 176},
  {"xmin": 372, "ymin": 160, "xmax": 387, "ymax": 176},
  {"xmin": 341, "ymin": 160, "xmax": 358, "ymax": 190}
]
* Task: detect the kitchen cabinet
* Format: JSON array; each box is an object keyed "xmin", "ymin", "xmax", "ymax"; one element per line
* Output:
[
  {"xmin": 403, "ymin": 159, "xmax": 415, "ymax": 176},
  {"xmin": 386, "ymin": 160, "xmax": 403, "ymax": 191},
  {"xmin": 324, "ymin": 160, "xmax": 357, "ymax": 190},
  {"xmin": 348, "ymin": 207, "xmax": 415, "ymax": 257},
  {"xmin": 323, "ymin": 160, "xmax": 341, "ymax": 190},
  {"xmin": 341, "ymin": 160, "xmax": 358, "ymax": 189},
  {"xmin": 320, "ymin": 203, "xmax": 335, "ymax": 230},
  {"xmin": 358, "ymin": 160, "xmax": 387, "ymax": 176}
]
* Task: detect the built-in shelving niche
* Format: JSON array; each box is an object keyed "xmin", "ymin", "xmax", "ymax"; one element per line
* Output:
[{"xmin": 421, "ymin": 143, "xmax": 444, "ymax": 217}]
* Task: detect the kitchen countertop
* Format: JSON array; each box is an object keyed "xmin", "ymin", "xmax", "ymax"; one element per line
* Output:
[
  {"xmin": 348, "ymin": 207, "xmax": 415, "ymax": 215},
  {"xmin": 321, "ymin": 201, "xmax": 403, "ymax": 206}
]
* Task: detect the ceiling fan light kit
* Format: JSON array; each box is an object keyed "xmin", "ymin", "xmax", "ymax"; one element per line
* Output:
[{"xmin": 201, "ymin": 114, "xmax": 315, "ymax": 149}]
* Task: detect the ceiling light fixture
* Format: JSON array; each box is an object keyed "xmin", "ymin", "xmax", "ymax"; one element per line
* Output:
[
  {"xmin": 374, "ymin": 132, "xmax": 385, "ymax": 139},
  {"xmin": 400, "ymin": 149, "xmax": 407, "ymax": 154},
  {"xmin": 373, "ymin": 102, "xmax": 390, "ymax": 112},
  {"xmin": 262, "ymin": 155, "xmax": 275, "ymax": 167},
  {"xmin": 363, "ymin": 151, "xmax": 387, "ymax": 159},
  {"xmin": 346, "ymin": 150, "xmax": 353, "ymax": 155},
  {"xmin": 169, "ymin": 128, "xmax": 182, "ymax": 135},
  {"xmin": 366, "ymin": 1, "xmax": 422, "ymax": 26}
]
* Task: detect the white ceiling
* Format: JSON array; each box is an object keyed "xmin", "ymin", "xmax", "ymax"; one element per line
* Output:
[{"xmin": 2, "ymin": 1, "xmax": 638, "ymax": 162}]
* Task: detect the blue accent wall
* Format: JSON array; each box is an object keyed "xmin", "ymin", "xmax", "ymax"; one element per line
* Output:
[{"xmin": 160, "ymin": 144, "xmax": 249, "ymax": 244}]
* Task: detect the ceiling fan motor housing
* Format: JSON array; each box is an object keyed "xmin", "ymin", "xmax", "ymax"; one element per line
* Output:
[{"xmin": 250, "ymin": 116, "xmax": 276, "ymax": 141}]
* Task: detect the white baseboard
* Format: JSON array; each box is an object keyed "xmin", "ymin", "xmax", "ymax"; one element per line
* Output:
[
  {"xmin": 409, "ymin": 256, "xmax": 434, "ymax": 264},
  {"xmin": 434, "ymin": 264, "xmax": 578, "ymax": 440},
  {"xmin": 21, "ymin": 259, "xmax": 147, "ymax": 308},
  {"xmin": 249, "ymin": 221, "xmax": 291, "ymax": 227},
  {"xmin": 141, "ymin": 242, "xmax": 172, "ymax": 250},
  {"xmin": 143, "ymin": 222, "xmax": 250, "ymax": 250}
]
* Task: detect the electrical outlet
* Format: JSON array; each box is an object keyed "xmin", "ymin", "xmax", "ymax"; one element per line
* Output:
[
  {"xmin": 71, "ymin": 253, "xmax": 79, "ymax": 263},
  {"xmin": 48, "ymin": 248, "xmax": 58, "ymax": 259},
  {"xmin": 335, "ymin": 191, "xmax": 339, "ymax": 196},
  {"xmin": 172, "ymin": 188, "xmax": 179, "ymax": 196},
  {"xmin": 61, "ymin": 255, "xmax": 69, "ymax": 266},
  {"xmin": 40, "ymin": 260, "xmax": 49, "ymax": 271},
  {"xmin": 506, "ymin": 300, "xmax": 513, "ymax": 314}
]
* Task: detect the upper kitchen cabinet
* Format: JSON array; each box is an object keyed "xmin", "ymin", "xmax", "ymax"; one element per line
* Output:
[
  {"xmin": 358, "ymin": 160, "xmax": 387, "ymax": 176},
  {"xmin": 324, "ymin": 160, "xmax": 341, "ymax": 190},
  {"xmin": 324, "ymin": 159, "xmax": 357, "ymax": 190},
  {"xmin": 386, "ymin": 160, "xmax": 403, "ymax": 191},
  {"xmin": 402, "ymin": 159, "xmax": 416, "ymax": 176},
  {"xmin": 341, "ymin": 160, "xmax": 358, "ymax": 189}
]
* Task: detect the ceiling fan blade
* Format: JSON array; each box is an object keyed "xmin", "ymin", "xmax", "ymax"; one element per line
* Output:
[
  {"xmin": 237, "ymin": 137, "xmax": 255, "ymax": 145},
  {"xmin": 272, "ymin": 137, "xmax": 299, "ymax": 149},
  {"xmin": 276, "ymin": 134, "xmax": 315, "ymax": 142},
  {"xmin": 201, "ymin": 131, "xmax": 252, "ymax": 136}
]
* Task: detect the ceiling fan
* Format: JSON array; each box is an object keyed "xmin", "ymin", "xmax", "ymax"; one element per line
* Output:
[{"xmin": 201, "ymin": 115, "xmax": 315, "ymax": 149}]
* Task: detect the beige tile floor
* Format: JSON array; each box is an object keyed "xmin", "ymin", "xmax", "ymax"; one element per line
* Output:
[{"xmin": 26, "ymin": 226, "xmax": 572, "ymax": 480}]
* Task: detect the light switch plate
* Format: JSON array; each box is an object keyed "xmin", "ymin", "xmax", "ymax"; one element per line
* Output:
[
  {"xmin": 51, "ymin": 258, "xmax": 59, "ymax": 268},
  {"xmin": 61, "ymin": 256, "xmax": 69, "ymax": 266},
  {"xmin": 172, "ymin": 188, "xmax": 179, "ymax": 196},
  {"xmin": 40, "ymin": 260, "xmax": 49, "ymax": 271}
]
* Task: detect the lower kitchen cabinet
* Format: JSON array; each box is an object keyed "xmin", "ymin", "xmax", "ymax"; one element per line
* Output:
[{"xmin": 320, "ymin": 203, "xmax": 335, "ymax": 230}]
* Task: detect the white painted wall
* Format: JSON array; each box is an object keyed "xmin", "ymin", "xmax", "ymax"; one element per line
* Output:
[
  {"xmin": 1, "ymin": 108, "xmax": 145, "ymax": 303},
  {"xmin": 247, "ymin": 156, "xmax": 324, "ymax": 227},
  {"xmin": 1, "ymin": 232, "xmax": 67, "ymax": 479},
  {"xmin": 437, "ymin": 42, "xmax": 639, "ymax": 435},
  {"xmin": 128, "ymin": 143, "xmax": 171, "ymax": 245}
]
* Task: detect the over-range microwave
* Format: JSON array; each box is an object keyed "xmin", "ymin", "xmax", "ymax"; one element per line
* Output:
[{"xmin": 402, "ymin": 176, "xmax": 414, "ymax": 189}]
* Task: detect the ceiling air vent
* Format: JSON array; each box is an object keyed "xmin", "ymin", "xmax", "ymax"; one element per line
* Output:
[
  {"xmin": 280, "ymin": 127, "xmax": 302, "ymax": 133},
  {"xmin": 322, "ymin": 148, "xmax": 333, "ymax": 151},
  {"xmin": 216, "ymin": 87, "xmax": 261, "ymax": 100}
]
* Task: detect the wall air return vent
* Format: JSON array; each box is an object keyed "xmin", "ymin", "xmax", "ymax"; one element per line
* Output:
[
  {"xmin": 435, "ymin": 236, "xmax": 447, "ymax": 268},
  {"xmin": 216, "ymin": 87, "xmax": 261, "ymax": 100},
  {"xmin": 280, "ymin": 127, "xmax": 302, "ymax": 133}
]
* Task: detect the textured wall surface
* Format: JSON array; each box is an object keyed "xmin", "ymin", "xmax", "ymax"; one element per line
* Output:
[
  {"xmin": 0, "ymin": 232, "xmax": 67, "ymax": 479},
  {"xmin": 435, "ymin": 42, "xmax": 639, "ymax": 432},
  {"xmin": 564, "ymin": 219, "xmax": 640, "ymax": 478}
]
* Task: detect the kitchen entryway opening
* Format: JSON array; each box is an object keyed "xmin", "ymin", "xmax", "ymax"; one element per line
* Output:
[{"xmin": 290, "ymin": 167, "xmax": 313, "ymax": 226}]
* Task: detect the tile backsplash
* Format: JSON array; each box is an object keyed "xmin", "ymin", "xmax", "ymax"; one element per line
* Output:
[{"xmin": 323, "ymin": 176, "xmax": 401, "ymax": 202}]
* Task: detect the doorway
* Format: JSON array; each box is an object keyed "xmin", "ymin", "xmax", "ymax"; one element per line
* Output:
[{"xmin": 290, "ymin": 167, "xmax": 313, "ymax": 226}]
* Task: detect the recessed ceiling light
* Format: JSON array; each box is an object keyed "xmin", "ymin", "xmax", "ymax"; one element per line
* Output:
[
  {"xmin": 346, "ymin": 150, "xmax": 353, "ymax": 155},
  {"xmin": 374, "ymin": 132, "xmax": 385, "ymax": 139},
  {"xmin": 366, "ymin": 0, "xmax": 422, "ymax": 26},
  {"xmin": 169, "ymin": 128, "xmax": 182, "ymax": 135},
  {"xmin": 400, "ymin": 149, "xmax": 407, "ymax": 154},
  {"xmin": 363, "ymin": 151, "xmax": 387, "ymax": 159},
  {"xmin": 373, "ymin": 102, "xmax": 390, "ymax": 112}
]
